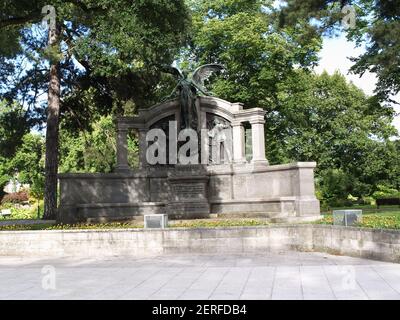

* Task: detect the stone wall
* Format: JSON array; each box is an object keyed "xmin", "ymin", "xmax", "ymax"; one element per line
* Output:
[
  {"xmin": 1, "ymin": 225, "xmax": 400, "ymax": 263},
  {"xmin": 58, "ymin": 162, "xmax": 320, "ymax": 223}
]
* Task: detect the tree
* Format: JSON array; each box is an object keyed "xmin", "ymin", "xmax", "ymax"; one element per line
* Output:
[
  {"xmin": 0, "ymin": 0, "xmax": 190, "ymax": 219},
  {"xmin": 0, "ymin": 100, "xmax": 29, "ymax": 159},
  {"xmin": 183, "ymin": 0, "xmax": 324, "ymax": 165},
  {"xmin": 278, "ymin": 0, "xmax": 400, "ymax": 103},
  {"xmin": 318, "ymin": 168, "xmax": 352, "ymax": 206},
  {"xmin": 0, "ymin": 132, "xmax": 44, "ymax": 201},
  {"xmin": 275, "ymin": 70, "xmax": 397, "ymax": 200},
  {"xmin": 44, "ymin": 12, "xmax": 61, "ymax": 222},
  {"xmin": 0, "ymin": 100, "xmax": 30, "ymax": 198},
  {"xmin": 186, "ymin": 0, "xmax": 322, "ymax": 108},
  {"xmin": 9, "ymin": 133, "xmax": 45, "ymax": 197},
  {"xmin": 385, "ymin": 139, "xmax": 400, "ymax": 191},
  {"xmin": 182, "ymin": 0, "xmax": 398, "ymax": 202}
]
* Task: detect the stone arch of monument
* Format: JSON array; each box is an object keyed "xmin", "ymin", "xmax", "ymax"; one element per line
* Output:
[
  {"xmin": 58, "ymin": 96, "xmax": 321, "ymax": 223},
  {"xmin": 115, "ymin": 96, "xmax": 267, "ymax": 170}
]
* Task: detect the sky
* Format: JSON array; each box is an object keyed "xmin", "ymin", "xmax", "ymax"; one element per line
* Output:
[{"xmin": 314, "ymin": 35, "xmax": 400, "ymax": 136}]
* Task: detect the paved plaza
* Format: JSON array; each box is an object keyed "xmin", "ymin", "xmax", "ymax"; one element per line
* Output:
[{"xmin": 1, "ymin": 251, "xmax": 400, "ymax": 300}]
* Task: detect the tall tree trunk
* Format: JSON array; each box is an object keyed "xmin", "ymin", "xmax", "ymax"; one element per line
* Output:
[{"xmin": 43, "ymin": 23, "xmax": 61, "ymax": 220}]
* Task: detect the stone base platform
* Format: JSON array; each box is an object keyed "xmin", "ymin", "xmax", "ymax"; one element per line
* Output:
[
  {"xmin": 69, "ymin": 202, "xmax": 323, "ymax": 224},
  {"xmin": 58, "ymin": 162, "xmax": 320, "ymax": 224}
]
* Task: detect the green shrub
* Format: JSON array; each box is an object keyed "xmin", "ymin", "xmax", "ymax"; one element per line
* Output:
[
  {"xmin": 360, "ymin": 196, "xmax": 376, "ymax": 206},
  {"xmin": 328, "ymin": 198, "xmax": 353, "ymax": 208},
  {"xmin": 320, "ymin": 201, "xmax": 330, "ymax": 213},
  {"xmin": 0, "ymin": 201, "xmax": 43, "ymax": 220},
  {"xmin": 372, "ymin": 185, "xmax": 400, "ymax": 200},
  {"xmin": 9, "ymin": 207, "xmax": 37, "ymax": 220},
  {"xmin": 319, "ymin": 169, "xmax": 352, "ymax": 205}
]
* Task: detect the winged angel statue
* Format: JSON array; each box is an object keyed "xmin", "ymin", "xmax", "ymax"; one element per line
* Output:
[{"xmin": 163, "ymin": 64, "xmax": 225, "ymax": 131}]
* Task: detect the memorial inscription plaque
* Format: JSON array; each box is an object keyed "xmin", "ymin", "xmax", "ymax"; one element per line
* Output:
[{"xmin": 167, "ymin": 167, "xmax": 210, "ymax": 218}]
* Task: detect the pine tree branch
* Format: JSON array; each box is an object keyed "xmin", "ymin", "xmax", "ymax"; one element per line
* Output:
[{"xmin": 0, "ymin": 13, "xmax": 41, "ymax": 28}]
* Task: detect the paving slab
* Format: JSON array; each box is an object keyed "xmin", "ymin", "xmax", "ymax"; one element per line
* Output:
[{"xmin": 0, "ymin": 251, "xmax": 399, "ymax": 300}]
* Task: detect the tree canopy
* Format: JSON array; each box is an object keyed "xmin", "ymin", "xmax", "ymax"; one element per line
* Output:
[
  {"xmin": 0, "ymin": 0, "xmax": 191, "ymax": 127},
  {"xmin": 0, "ymin": 0, "xmax": 190, "ymax": 217},
  {"xmin": 278, "ymin": 0, "xmax": 400, "ymax": 103},
  {"xmin": 182, "ymin": 0, "xmax": 399, "ymax": 204}
]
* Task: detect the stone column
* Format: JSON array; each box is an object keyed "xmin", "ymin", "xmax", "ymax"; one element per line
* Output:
[
  {"xmin": 250, "ymin": 119, "xmax": 267, "ymax": 163},
  {"xmin": 232, "ymin": 122, "xmax": 246, "ymax": 163},
  {"xmin": 115, "ymin": 127, "xmax": 130, "ymax": 172},
  {"xmin": 138, "ymin": 129, "xmax": 148, "ymax": 168}
]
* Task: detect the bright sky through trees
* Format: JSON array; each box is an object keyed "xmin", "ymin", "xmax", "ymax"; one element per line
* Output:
[{"xmin": 315, "ymin": 34, "xmax": 400, "ymax": 136}]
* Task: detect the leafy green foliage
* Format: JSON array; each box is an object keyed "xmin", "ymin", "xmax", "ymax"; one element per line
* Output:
[
  {"xmin": 372, "ymin": 185, "xmax": 400, "ymax": 200},
  {"xmin": 10, "ymin": 133, "xmax": 44, "ymax": 185},
  {"xmin": 0, "ymin": 100, "xmax": 29, "ymax": 159},
  {"xmin": 59, "ymin": 115, "xmax": 138, "ymax": 173},
  {"xmin": 279, "ymin": 0, "xmax": 400, "ymax": 102},
  {"xmin": 0, "ymin": 131, "xmax": 44, "ymax": 199},
  {"xmin": 318, "ymin": 168, "xmax": 352, "ymax": 207},
  {"xmin": 183, "ymin": 1, "xmax": 398, "ymax": 204},
  {"xmin": 187, "ymin": 0, "xmax": 322, "ymax": 108},
  {"xmin": 0, "ymin": 0, "xmax": 191, "ymax": 129},
  {"xmin": 2, "ymin": 205, "xmax": 42, "ymax": 220},
  {"xmin": 1, "ymin": 1, "xmax": 191, "ymax": 216},
  {"xmin": 0, "ymin": 158, "xmax": 11, "ymax": 199},
  {"xmin": 270, "ymin": 70, "xmax": 397, "ymax": 202}
]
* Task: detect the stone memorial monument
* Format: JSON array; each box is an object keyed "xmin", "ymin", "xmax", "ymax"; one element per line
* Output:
[{"xmin": 58, "ymin": 65, "xmax": 320, "ymax": 223}]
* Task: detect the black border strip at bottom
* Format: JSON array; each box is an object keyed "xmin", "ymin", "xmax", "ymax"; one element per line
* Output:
[{"xmin": 0, "ymin": 300, "xmax": 398, "ymax": 318}]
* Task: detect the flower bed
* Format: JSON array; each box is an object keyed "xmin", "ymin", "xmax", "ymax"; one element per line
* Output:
[{"xmin": 316, "ymin": 212, "xmax": 400, "ymax": 230}]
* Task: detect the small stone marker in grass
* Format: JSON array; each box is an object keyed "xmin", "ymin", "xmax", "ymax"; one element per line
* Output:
[
  {"xmin": 0, "ymin": 209, "xmax": 11, "ymax": 218},
  {"xmin": 144, "ymin": 214, "xmax": 168, "ymax": 229},
  {"xmin": 333, "ymin": 210, "xmax": 362, "ymax": 226}
]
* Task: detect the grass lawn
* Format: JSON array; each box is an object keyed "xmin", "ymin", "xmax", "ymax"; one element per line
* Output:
[
  {"xmin": 0, "ymin": 218, "xmax": 270, "ymax": 232},
  {"xmin": 0, "ymin": 222, "xmax": 142, "ymax": 231},
  {"xmin": 1, "ymin": 207, "xmax": 399, "ymax": 231},
  {"xmin": 322, "ymin": 209, "xmax": 400, "ymax": 218},
  {"xmin": 322, "ymin": 205, "xmax": 400, "ymax": 214},
  {"xmin": 316, "ymin": 209, "xmax": 400, "ymax": 230}
]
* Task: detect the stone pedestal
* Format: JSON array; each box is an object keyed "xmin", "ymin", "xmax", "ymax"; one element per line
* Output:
[{"xmin": 167, "ymin": 165, "xmax": 210, "ymax": 219}]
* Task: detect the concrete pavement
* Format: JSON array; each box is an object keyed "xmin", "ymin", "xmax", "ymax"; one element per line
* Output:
[{"xmin": 1, "ymin": 251, "xmax": 400, "ymax": 300}]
